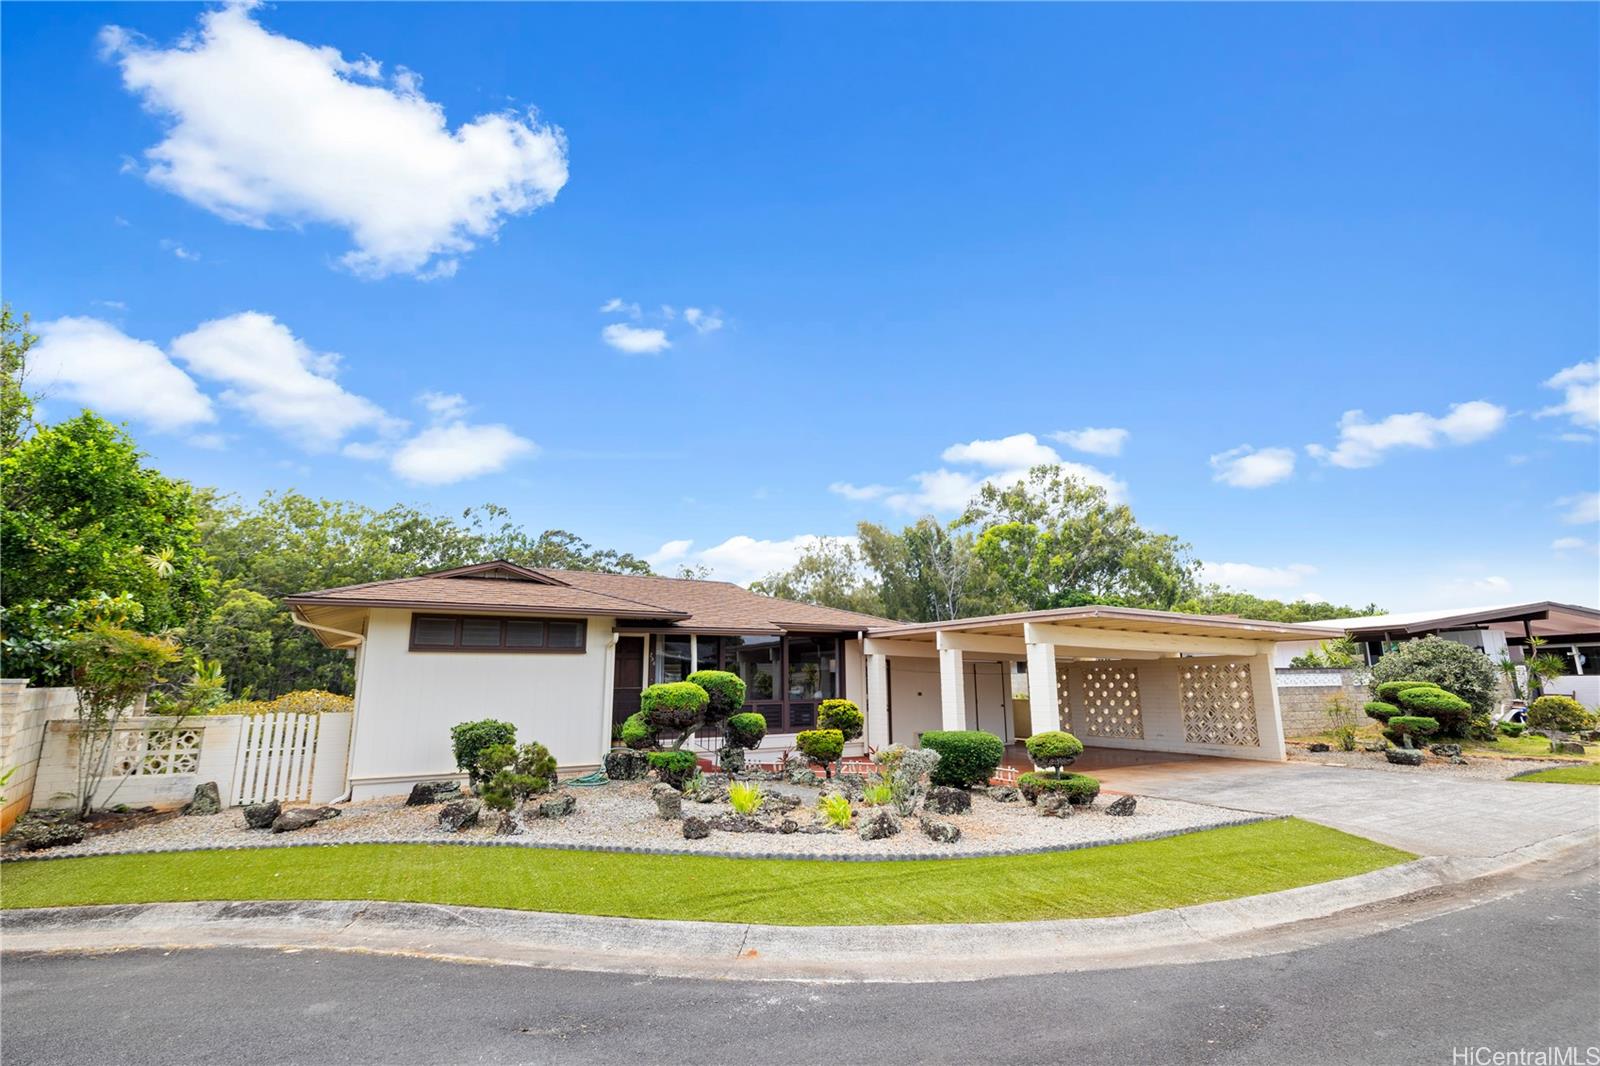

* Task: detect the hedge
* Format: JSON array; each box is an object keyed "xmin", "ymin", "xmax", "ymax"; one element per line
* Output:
[
  {"xmin": 449, "ymin": 719, "xmax": 517, "ymax": 787},
  {"xmin": 1018, "ymin": 771, "xmax": 1102, "ymax": 806},
  {"xmin": 795, "ymin": 728, "xmax": 844, "ymax": 765},
  {"xmin": 1375, "ymin": 680, "xmax": 1441, "ymax": 703},
  {"xmin": 921, "ymin": 730, "xmax": 1004, "ymax": 788},
  {"xmin": 620, "ymin": 711, "xmax": 656, "ymax": 750},
  {"xmin": 1384, "ymin": 715, "xmax": 1440, "ymax": 745},
  {"xmin": 1364, "ymin": 701, "xmax": 1401, "ymax": 723}
]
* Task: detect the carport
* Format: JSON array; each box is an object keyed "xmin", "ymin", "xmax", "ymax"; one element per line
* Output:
[{"xmin": 861, "ymin": 607, "xmax": 1341, "ymax": 763}]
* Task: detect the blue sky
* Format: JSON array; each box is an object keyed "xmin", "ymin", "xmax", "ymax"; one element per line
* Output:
[{"xmin": 3, "ymin": 2, "xmax": 1597, "ymax": 607}]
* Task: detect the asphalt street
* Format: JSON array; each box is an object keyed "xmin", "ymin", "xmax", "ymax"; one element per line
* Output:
[{"xmin": 4, "ymin": 863, "xmax": 1597, "ymax": 1066}]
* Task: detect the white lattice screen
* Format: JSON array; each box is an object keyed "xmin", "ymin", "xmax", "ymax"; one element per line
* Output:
[
  {"xmin": 1056, "ymin": 664, "xmax": 1072, "ymax": 731},
  {"xmin": 111, "ymin": 726, "xmax": 203, "ymax": 776},
  {"xmin": 1081, "ymin": 664, "xmax": 1144, "ymax": 739},
  {"xmin": 1180, "ymin": 661, "xmax": 1260, "ymax": 746}
]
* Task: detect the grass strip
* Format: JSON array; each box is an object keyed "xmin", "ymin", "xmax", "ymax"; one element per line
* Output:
[
  {"xmin": 1509, "ymin": 764, "xmax": 1600, "ymax": 785},
  {"xmin": 0, "ymin": 818, "xmax": 1411, "ymax": 925}
]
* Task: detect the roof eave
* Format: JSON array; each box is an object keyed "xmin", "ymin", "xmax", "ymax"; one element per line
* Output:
[{"xmin": 284, "ymin": 596, "xmax": 689, "ymax": 621}]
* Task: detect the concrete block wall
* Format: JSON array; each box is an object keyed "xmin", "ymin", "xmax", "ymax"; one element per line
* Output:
[
  {"xmin": 1275, "ymin": 668, "xmax": 1370, "ymax": 737},
  {"xmin": 0, "ymin": 681, "xmax": 78, "ymax": 833}
]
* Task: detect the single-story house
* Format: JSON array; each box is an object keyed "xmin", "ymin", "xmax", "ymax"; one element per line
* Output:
[
  {"xmin": 288, "ymin": 562, "xmax": 1338, "ymax": 799},
  {"xmin": 1272, "ymin": 601, "xmax": 1600, "ymax": 707}
]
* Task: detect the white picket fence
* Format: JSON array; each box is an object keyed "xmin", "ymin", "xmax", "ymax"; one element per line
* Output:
[{"xmin": 231, "ymin": 712, "xmax": 347, "ymax": 806}]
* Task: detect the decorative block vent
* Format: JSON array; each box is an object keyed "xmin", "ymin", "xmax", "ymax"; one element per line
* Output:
[
  {"xmin": 1180, "ymin": 661, "xmax": 1260, "ymax": 746},
  {"xmin": 1082, "ymin": 665, "xmax": 1144, "ymax": 739},
  {"xmin": 112, "ymin": 726, "xmax": 203, "ymax": 776},
  {"xmin": 1056, "ymin": 664, "xmax": 1072, "ymax": 731}
]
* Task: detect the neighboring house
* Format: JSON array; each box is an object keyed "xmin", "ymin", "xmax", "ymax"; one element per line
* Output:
[
  {"xmin": 1273, "ymin": 601, "xmax": 1600, "ymax": 707},
  {"xmin": 289, "ymin": 562, "xmax": 1336, "ymax": 799}
]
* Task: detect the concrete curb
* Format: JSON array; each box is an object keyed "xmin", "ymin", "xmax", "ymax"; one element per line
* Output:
[{"xmin": 4, "ymin": 827, "xmax": 1594, "ymax": 983}]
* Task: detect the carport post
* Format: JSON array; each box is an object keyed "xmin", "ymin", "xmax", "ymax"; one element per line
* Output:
[
  {"xmin": 1023, "ymin": 625, "xmax": 1060, "ymax": 736},
  {"xmin": 937, "ymin": 645, "xmax": 967, "ymax": 731},
  {"xmin": 864, "ymin": 652, "xmax": 890, "ymax": 748}
]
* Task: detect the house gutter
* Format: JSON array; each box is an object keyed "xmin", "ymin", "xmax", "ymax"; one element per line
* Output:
[{"xmin": 290, "ymin": 609, "xmax": 365, "ymax": 803}]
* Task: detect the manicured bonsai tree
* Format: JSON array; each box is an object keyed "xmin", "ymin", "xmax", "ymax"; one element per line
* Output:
[
  {"xmin": 1374, "ymin": 680, "xmax": 1442, "ymax": 704},
  {"xmin": 720, "ymin": 711, "xmax": 768, "ymax": 773},
  {"xmin": 1390, "ymin": 686, "xmax": 1470, "ymax": 735},
  {"xmin": 647, "ymin": 749, "xmax": 699, "ymax": 789},
  {"xmin": 1024, "ymin": 730, "xmax": 1084, "ymax": 777},
  {"xmin": 795, "ymin": 728, "xmax": 845, "ymax": 778},
  {"xmin": 817, "ymin": 699, "xmax": 864, "ymax": 743},
  {"xmin": 450, "ymin": 719, "xmax": 517, "ymax": 789},
  {"xmin": 1526, "ymin": 694, "xmax": 1596, "ymax": 735},
  {"xmin": 920, "ymin": 730, "xmax": 1004, "ymax": 789},
  {"xmin": 1364, "ymin": 700, "xmax": 1401, "ymax": 724},
  {"xmin": 1369, "ymin": 637, "xmax": 1499, "ymax": 728},
  {"xmin": 640, "ymin": 681, "xmax": 710, "ymax": 749},
  {"xmin": 686, "ymin": 670, "xmax": 745, "ymax": 724},
  {"xmin": 1017, "ymin": 770, "xmax": 1101, "ymax": 806},
  {"xmin": 477, "ymin": 742, "xmax": 557, "ymax": 811},
  {"xmin": 1384, "ymin": 715, "xmax": 1439, "ymax": 749},
  {"xmin": 620, "ymin": 710, "xmax": 657, "ymax": 750}
]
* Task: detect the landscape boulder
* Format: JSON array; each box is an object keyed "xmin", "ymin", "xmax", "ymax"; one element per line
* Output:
[
  {"xmin": 1385, "ymin": 749, "xmax": 1423, "ymax": 767},
  {"xmin": 655, "ymin": 790, "xmax": 683, "ymax": 821},
  {"xmin": 778, "ymin": 819, "xmax": 799, "ymax": 834},
  {"xmin": 436, "ymin": 799, "xmax": 482, "ymax": 832},
  {"xmin": 1037, "ymin": 793, "xmax": 1073, "ymax": 818},
  {"xmin": 682, "ymin": 816, "xmax": 710, "ymax": 840},
  {"xmin": 1305, "ymin": 743, "xmax": 1330, "ymax": 753},
  {"xmin": 988, "ymin": 786, "xmax": 1019, "ymax": 803},
  {"xmin": 1429, "ymin": 743, "xmax": 1463, "ymax": 758},
  {"xmin": 603, "ymin": 749, "xmax": 649, "ymax": 781},
  {"xmin": 1106, "ymin": 795, "xmax": 1138, "ymax": 817},
  {"xmin": 536, "ymin": 793, "xmax": 577, "ymax": 819},
  {"xmin": 918, "ymin": 816, "xmax": 961, "ymax": 844},
  {"xmin": 760, "ymin": 793, "xmax": 803, "ymax": 815},
  {"xmin": 924, "ymin": 786, "xmax": 971, "ymax": 816},
  {"xmin": 1550, "ymin": 740, "xmax": 1587, "ymax": 756},
  {"xmin": 1362, "ymin": 740, "xmax": 1389, "ymax": 753},
  {"xmin": 6, "ymin": 813, "xmax": 86, "ymax": 851},
  {"xmin": 858, "ymin": 809, "xmax": 902, "ymax": 841},
  {"xmin": 406, "ymin": 781, "xmax": 462, "ymax": 806},
  {"xmin": 182, "ymin": 781, "xmax": 222, "ymax": 816},
  {"xmin": 243, "ymin": 800, "xmax": 281, "ymax": 830},
  {"xmin": 271, "ymin": 808, "xmax": 326, "ymax": 833}
]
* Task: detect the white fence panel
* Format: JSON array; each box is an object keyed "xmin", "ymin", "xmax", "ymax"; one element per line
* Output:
[{"xmin": 231, "ymin": 712, "xmax": 347, "ymax": 806}]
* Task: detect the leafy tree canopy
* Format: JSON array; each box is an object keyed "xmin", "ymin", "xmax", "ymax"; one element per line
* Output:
[{"xmin": 1173, "ymin": 589, "xmax": 1381, "ymax": 624}]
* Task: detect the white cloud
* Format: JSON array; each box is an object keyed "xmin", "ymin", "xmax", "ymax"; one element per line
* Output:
[
  {"xmin": 694, "ymin": 533, "xmax": 851, "ymax": 585},
  {"xmin": 159, "ymin": 239, "xmax": 200, "ymax": 261},
  {"xmin": 829, "ymin": 481, "xmax": 891, "ymax": 501},
  {"xmin": 683, "ymin": 307, "xmax": 723, "ymax": 334},
  {"xmin": 601, "ymin": 323, "xmax": 670, "ymax": 355},
  {"xmin": 1209, "ymin": 445, "xmax": 1296, "ymax": 488},
  {"xmin": 417, "ymin": 390, "xmax": 469, "ymax": 421},
  {"xmin": 941, "ymin": 432, "xmax": 1060, "ymax": 469},
  {"xmin": 599, "ymin": 298, "xmax": 641, "ymax": 319},
  {"xmin": 1444, "ymin": 575, "xmax": 1513, "ymax": 596},
  {"xmin": 1551, "ymin": 536, "xmax": 1590, "ymax": 551},
  {"xmin": 389, "ymin": 422, "xmax": 536, "ymax": 484},
  {"xmin": 171, "ymin": 312, "xmax": 398, "ymax": 450},
  {"xmin": 1199, "ymin": 561, "xmax": 1316, "ymax": 592},
  {"xmin": 1538, "ymin": 359, "xmax": 1600, "ymax": 430},
  {"xmin": 103, "ymin": 5, "xmax": 568, "ymax": 278},
  {"xmin": 29, "ymin": 316, "xmax": 215, "ymax": 431},
  {"xmin": 1306, "ymin": 401, "xmax": 1506, "ymax": 469},
  {"xmin": 1558, "ymin": 492, "xmax": 1600, "ymax": 526},
  {"xmin": 1049, "ymin": 427, "xmax": 1128, "ymax": 457},
  {"xmin": 647, "ymin": 539, "xmax": 693, "ymax": 566}
]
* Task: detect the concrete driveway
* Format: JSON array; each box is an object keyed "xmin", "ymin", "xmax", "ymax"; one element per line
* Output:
[{"xmin": 1093, "ymin": 758, "xmax": 1599, "ymax": 857}]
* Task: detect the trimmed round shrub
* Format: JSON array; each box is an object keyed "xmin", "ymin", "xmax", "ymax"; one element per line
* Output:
[
  {"xmin": 817, "ymin": 699, "xmax": 864, "ymax": 742},
  {"xmin": 725, "ymin": 711, "xmax": 768, "ymax": 750},
  {"xmin": 1370, "ymin": 637, "xmax": 1499, "ymax": 722},
  {"xmin": 1393, "ymin": 686, "xmax": 1471, "ymax": 732},
  {"xmin": 640, "ymin": 681, "xmax": 709, "ymax": 732},
  {"xmin": 1375, "ymin": 680, "xmax": 1441, "ymax": 703},
  {"xmin": 795, "ymin": 728, "xmax": 845, "ymax": 770},
  {"xmin": 449, "ymin": 719, "xmax": 516, "ymax": 787},
  {"xmin": 1527, "ymin": 694, "xmax": 1595, "ymax": 734},
  {"xmin": 1384, "ymin": 715, "xmax": 1440, "ymax": 746},
  {"xmin": 921, "ymin": 730, "xmax": 1005, "ymax": 788},
  {"xmin": 686, "ymin": 670, "xmax": 746, "ymax": 723},
  {"xmin": 620, "ymin": 711, "xmax": 656, "ymax": 750},
  {"xmin": 647, "ymin": 749, "xmax": 699, "ymax": 789},
  {"xmin": 1364, "ymin": 701, "xmax": 1401, "ymax": 724},
  {"xmin": 1499, "ymin": 721, "xmax": 1526, "ymax": 738},
  {"xmin": 1024, "ymin": 730, "xmax": 1084, "ymax": 774},
  {"xmin": 1018, "ymin": 771, "xmax": 1101, "ymax": 806}
]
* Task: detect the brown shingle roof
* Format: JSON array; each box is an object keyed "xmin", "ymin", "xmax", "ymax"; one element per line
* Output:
[{"xmin": 286, "ymin": 561, "xmax": 892, "ymax": 632}]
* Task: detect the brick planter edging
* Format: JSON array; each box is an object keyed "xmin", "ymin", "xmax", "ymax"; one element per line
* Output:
[{"xmin": 2, "ymin": 813, "xmax": 1282, "ymax": 865}]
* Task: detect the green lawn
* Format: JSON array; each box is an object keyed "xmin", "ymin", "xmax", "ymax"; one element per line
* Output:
[
  {"xmin": 1460, "ymin": 735, "xmax": 1597, "ymax": 763},
  {"xmin": 0, "ymin": 818, "xmax": 1411, "ymax": 925},
  {"xmin": 1510, "ymin": 764, "xmax": 1600, "ymax": 785}
]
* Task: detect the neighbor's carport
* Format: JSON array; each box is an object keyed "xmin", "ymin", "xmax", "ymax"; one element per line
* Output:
[{"xmin": 861, "ymin": 608, "xmax": 1341, "ymax": 763}]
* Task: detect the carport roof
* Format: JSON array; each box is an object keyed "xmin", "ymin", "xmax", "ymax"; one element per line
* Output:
[{"xmin": 868, "ymin": 605, "xmax": 1342, "ymax": 642}]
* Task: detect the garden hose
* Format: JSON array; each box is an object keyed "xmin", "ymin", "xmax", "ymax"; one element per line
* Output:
[{"xmin": 564, "ymin": 769, "xmax": 610, "ymax": 787}]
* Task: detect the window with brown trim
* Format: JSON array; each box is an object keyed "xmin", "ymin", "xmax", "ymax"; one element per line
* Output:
[{"xmin": 408, "ymin": 615, "xmax": 587, "ymax": 653}]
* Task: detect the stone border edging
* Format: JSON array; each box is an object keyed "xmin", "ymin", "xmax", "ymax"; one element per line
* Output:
[
  {"xmin": 0, "ymin": 812, "xmax": 1279, "ymax": 865},
  {"xmin": 5, "ymin": 827, "xmax": 1592, "ymax": 983}
]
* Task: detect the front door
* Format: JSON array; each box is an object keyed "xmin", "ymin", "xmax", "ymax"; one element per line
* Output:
[{"xmin": 612, "ymin": 636, "xmax": 645, "ymax": 726}]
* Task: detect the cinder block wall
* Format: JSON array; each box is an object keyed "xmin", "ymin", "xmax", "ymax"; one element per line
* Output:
[
  {"xmin": 1275, "ymin": 668, "xmax": 1370, "ymax": 737},
  {"xmin": 0, "ymin": 681, "xmax": 79, "ymax": 832}
]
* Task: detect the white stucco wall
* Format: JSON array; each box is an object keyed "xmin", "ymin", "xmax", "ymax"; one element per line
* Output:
[
  {"xmin": 887, "ymin": 658, "xmax": 1011, "ymax": 745},
  {"xmin": 348, "ymin": 610, "xmax": 615, "ymax": 800}
]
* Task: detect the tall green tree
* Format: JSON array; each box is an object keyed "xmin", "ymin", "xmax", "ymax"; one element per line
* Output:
[
  {"xmin": 0, "ymin": 414, "xmax": 214, "ymax": 683},
  {"xmin": 956, "ymin": 465, "xmax": 1196, "ymax": 611},
  {"xmin": 1172, "ymin": 588, "xmax": 1380, "ymax": 624},
  {"xmin": 1, "ymin": 303, "xmax": 37, "ymax": 457},
  {"xmin": 750, "ymin": 537, "xmax": 884, "ymax": 616},
  {"xmin": 856, "ymin": 517, "xmax": 983, "ymax": 622}
]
